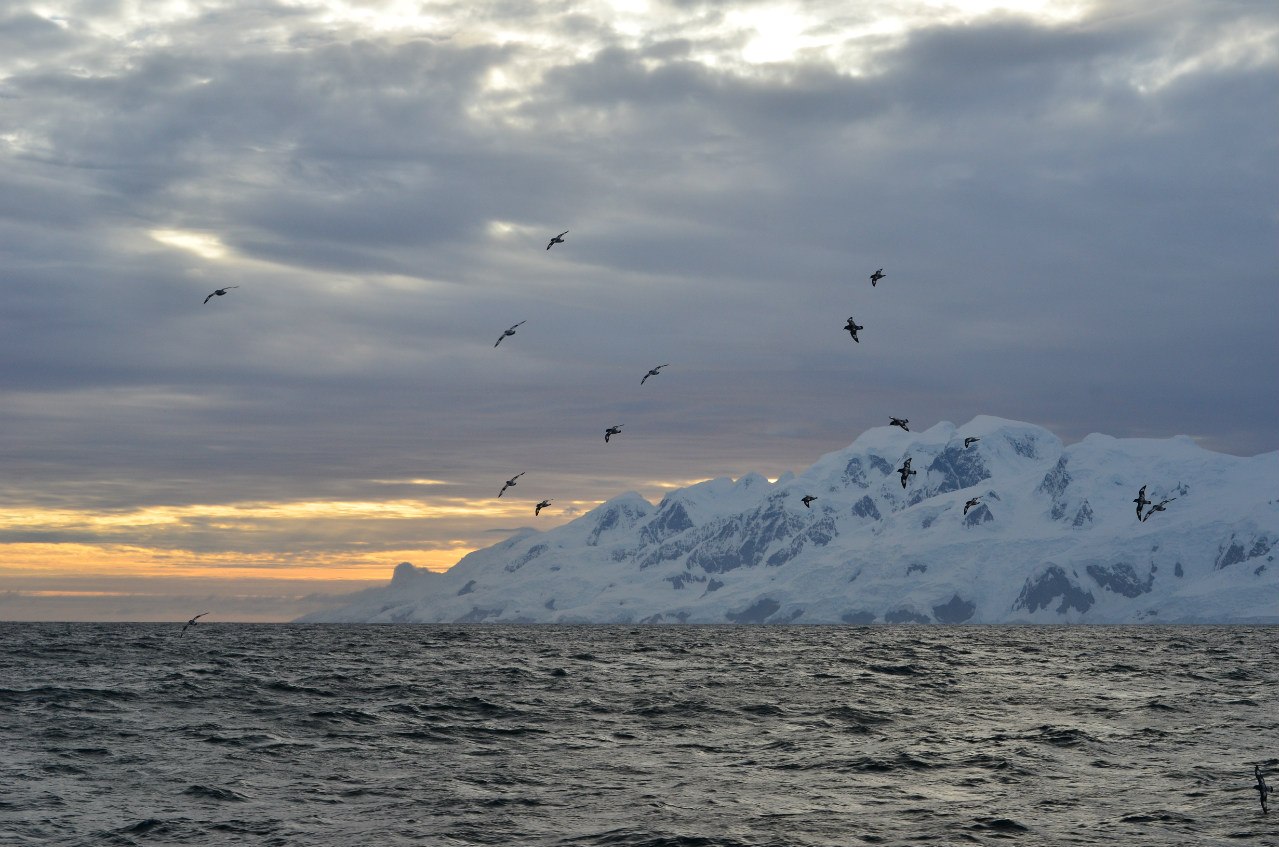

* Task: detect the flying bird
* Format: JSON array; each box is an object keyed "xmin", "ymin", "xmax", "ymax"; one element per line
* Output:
[
  {"xmin": 546, "ymin": 230, "xmax": 569, "ymax": 250},
  {"xmin": 1256, "ymin": 765, "xmax": 1272, "ymax": 814},
  {"xmin": 498, "ymin": 472, "xmax": 524, "ymax": 497},
  {"xmin": 844, "ymin": 318, "xmax": 864, "ymax": 343},
  {"xmin": 897, "ymin": 457, "xmax": 916, "ymax": 489},
  {"xmin": 535, "ymin": 499, "xmax": 552, "ymax": 516},
  {"xmin": 494, "ymin": 321, "xmax": 526, "ymax": 347},
  {"xmin": 964, "ymin": 437, "xmax": 980, "ymax": 448},
  {"xmin": 870, "ymin": 269, "xmax": 885, "ymax": 286},
  {"xmin": 964, "ymin": 497, "xmax": 981, "ymax": 516},
  {"xmin": 1141, "ymin": 497, "xmax": 1176, "ymax": 522},
  {"xmin": 890, "ymin": 417, "xmax": 910, "ymax": 432},
  {"xmin": 641, "ymin": 364, "xmax": 670, "ymax": 385},
  {"xmin": 203, "ymin": 286, "xmax": 238, "ymax": 304},
  {"xmin": 604, "ymin": 425, "xmax": 623, "ymax": 443},
  {"xmin": 801, "ymin": 495, "xmax": 817, "ymax": 509},
  {"xmin": 1133, "ymin": 485, "xmax": 1151, "ymax": 520},
  {"xmin": 181, "ymin": 612, "xmax": 209, "ymax": 634}
]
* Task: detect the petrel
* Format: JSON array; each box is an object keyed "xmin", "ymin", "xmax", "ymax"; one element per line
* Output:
[
  {"xmin": 1256, "ymin": 765, "xmax": 1272, "ymax": 813},
  {"xmin": 870, "ymin": 269, "xmax": 885, "ymax": 287},
  {"xmin": 1134, "ymin": 485, "xmax": 1151, "ymax": 520},
  {"xmin": 964, "ymin": 437, "xmax": 980, "ymax": 449},
  {"xmin": 844, "ymin": 318, "xmax": 864, "ymax": 343},
  {"xmin": 604, "ymin": 425, "xmax": 623, "ymax": 443},
  {"xmin": 498, "ymin": 472, "xmax": 524, "ymax": 497},
  {"xmin": 494, "ymin": 321, "xmax": 526, "ymax": 347},
  {"xmin": 641, "ymin": 364, "xmax": 670, "ymax": 385},
  {"xmin": 535, "ymin": 499, "xmax": 552, "ymax": 516},
  {"xmin": 897, "ymin": 457, "xmax": 916, "ymax": 489},
  {"xmin": 890, "ymin": 417, "xmax": 910, "ymax": 432},
  {"xmin": 801, "ymin": 495, "xmax": 817, "ymax": 509},
  {"xmin": 546, "ymin": 230, "xmax": 569, "ymax": 250},
  {"xmin": 964, "ymin": 497, "xmax": 981, "ymax": 516},
  {"xmin": 181, "ymin": 612, "xmax": 209, "ymax": 634},
  {"xmin": 203, "ymin": 286, "xmax": 238, "ymax": 304},
  {"xmin": 1141, "ymin": 497, "xmax": 1176, "ymax": 522}
]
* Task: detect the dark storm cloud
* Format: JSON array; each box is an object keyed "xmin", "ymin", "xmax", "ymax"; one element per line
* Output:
[{"xmin": 0, "ymin": 0, "xmax": 1275, "ymax": 589}]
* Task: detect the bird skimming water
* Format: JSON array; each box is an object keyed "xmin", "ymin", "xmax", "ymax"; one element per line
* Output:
[{"xmin": 181, "ymin": 612, "xmax": 209, "ymax": 634}]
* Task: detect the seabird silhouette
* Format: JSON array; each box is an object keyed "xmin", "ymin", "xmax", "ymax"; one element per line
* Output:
[
  {"xmin": 870, "ymin": 269, "xmax": 885, "ymax": 287},
  {"xmin": 604, "ymin": 425, "xmax": 623, "ymax": 443},
  {"xmin": 964, "ymin": 437, "xmax": 980, "ymax": 448},
  {"xmin": 844, "ymin": 318, "xmax": 864, "ymax": 343},
  {"xmin": 494, "ymin": 321, "xmax": 526, "ymax": 347},
  {"xmin": 535, "ymin": 499, "xmax": 552, "ymax": 516},
  {"xmin": 641, "ymin": 364, "xmax": 670, "ymax": 385},
  {"xmin": 890, "ymin": 417, "xmax": 910, "ymax": 432},
  {"xmin": 964, "ymin": 496, "xmax": 981, "ymax": 516},
  {"xmin": 181, "ymin": 612, "xmax": 209, "ymax": 634},
  {"xmin": 801, "ymin": 495, "xmax": 817, "ymax": 509},
  {"xmin": 897, "ymin": 457, "xmax": 916, "ymax": 489},
  {"xmin": 203, "ymin": 286, "xmax": 238, "ymax": 304},
  {"xmin": 1141, "ymin": 497, "xmax": 1176, "ymax": 522},
  {"xmin": 546, "ymin": 230, "xmax": 569, "ymax": 250},
  {"xmin": 498, "ymin": 472, "xmax": 524, "ymax": 497},
  {"xmin": 1134, "ymin": 485, "xmax": 1151, "ymax": 520},
  {"xmin": 1256, "ymin": 765, "xmax": 1272, "ymax": 813}
]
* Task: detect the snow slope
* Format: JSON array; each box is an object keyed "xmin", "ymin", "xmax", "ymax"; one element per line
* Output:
[{"xmin": 302, "ymin": 417, "xmax": 1279, "ymax": 624}]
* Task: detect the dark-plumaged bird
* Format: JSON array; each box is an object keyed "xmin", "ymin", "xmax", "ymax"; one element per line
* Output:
[
  {"xmin": 964, "ymin": 437, "xmax": 980, "ymax": 449},
  {"xmin": 546, "ymin": 230, "xmax": 569, "ymax": 250},
  {"xmin": 535, "ymin": 499, "xmax": 552, "ymax": 516},
  {"xmin": 801, "ymin": 495, "xmax": 817, "ymax": 509},
  {"xmin": 964, "ymin": 497, "xmax": 981, "ymax": 516},
  {"xmin": 604, "ymin": 425, "xmax": 623, "ymax": 443},
  {"xmin": 641, "ymin": 364, "xmax": 670, "ymax": 385},
  {"xmin": 870, "ymin": 269, "xmax": 885, "ymax": 287},
  {"xmin": 181, "ymin": 612, "xmax": 209, "ymax": 634},
  {"xmin": 1141, "ymin": 497, "xmax": 1176, "ymax": 522},
  {"xmin": 203, "ymin": 286, "xmax": 238, "ymax": 304},
  {"xmin": 844, "ymin": 318, "xmax": 864, "ymax": 343},
  {"xmin": 498, "ymin": 472, "xmax": 524, "ymax": 497},
  {"xmin": 890, "ymin": 417, "xmax": 910, "ymax": 432},
  {"xmin": 1256, "ymin": 765, "xmax": 1272, "ymax": 813},
  {"xmin": 494, "ymin": 321, "xmax": 526, "ymax": 347},
  {"xmin": 897, "ymin": 457, "xmax": 916, "ymax": 489},
  {"xmin": 1134, "ymin": 485, "xmax": 1151, "ymax": 519}
]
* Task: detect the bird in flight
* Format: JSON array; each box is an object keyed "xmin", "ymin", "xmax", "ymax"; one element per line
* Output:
[
  {"xmin": 498, "ymin": 472, "xmax": 524, "ymax": 497},
  {"xmin": 494, "ymin": 321, "xmax": 526, "ymax": 347},
  {"xmin": 897, "ymin": 457, "xmax": 916, "ymax": 489},
  {"xmin": 964, "ymin": 437, "xmax": 980, "ymax": 448},
  {"xmin": 844, "ymin": 318, "xmax": 864, "ymax": 343},
  {"xmin": 870, "ymin": 269, "xmax": 885, "ymax": 286},
  {"xmin": 546, "ymin": 230, "xmax": 569, "ymax": 250},
  {"xmin": 1141, "ymin": 497, "xmax": 1176, "ymax": 522},
  {"xmin": 203, "ymin": 286, "xmax": 238, "ymax": 304},
  {"xmin": 801, "ymin": 495, "xmax": 817, "ymax": 509},
  {"xmin": 641, "ymin": 364, "xmax": 670, "ymax": 385},
  {"xmin": 181, "ymin": 612, "xmax": 209, "ymax": 634},
  {"xmin": 535, "ymin": 499, "xmax": 552, "ymax": 516},
  {"xmin": 964, "ymin": 496, "xmax": 981, "ymax": 516},
  {"xmin": 1133, "ymin": 485, "xmax": 1151, "ymax": 520},
  {"xmin": 604, "ymin": 425, "xmax": 623, "ymax": 443},
  {"xmin": 890, "ymin": 417, "xmax": 910, "ymax": 431}
]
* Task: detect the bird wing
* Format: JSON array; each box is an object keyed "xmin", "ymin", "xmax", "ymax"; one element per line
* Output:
[
  {"xmin": 558, "ymin": 231, "xmax": 569, "ymax": 238},
  {"xmin": 494, "ymin": 335, "xmax": 503, "ymax": 347},
  {"xmin": 203, "ymin": 293, "xmax": 213, "ymax": 303}
]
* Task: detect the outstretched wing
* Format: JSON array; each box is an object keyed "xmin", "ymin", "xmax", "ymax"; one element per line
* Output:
[{"xmin": 203, "ymin": 293, "xmax": 214, "ymax": 304}]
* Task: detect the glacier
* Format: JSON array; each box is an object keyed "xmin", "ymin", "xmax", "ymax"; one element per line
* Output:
[{"xmin": 301, "ymin": 417, "xmax": 1279, "ymax": 624}]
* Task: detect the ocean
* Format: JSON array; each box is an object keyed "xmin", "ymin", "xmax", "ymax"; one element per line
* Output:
[{"xmin": 0, "ymin": 624, "xmax": 1275, "ymax": 846}]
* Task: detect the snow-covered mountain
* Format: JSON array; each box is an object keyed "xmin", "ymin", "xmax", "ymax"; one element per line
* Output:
[{"xmin": 302, "ymin": 417, "xmax": 1279, "ymax": 624}]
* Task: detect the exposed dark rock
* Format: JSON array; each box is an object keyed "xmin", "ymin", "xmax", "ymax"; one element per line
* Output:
[
  {"xmin": 1037, "ymin": 457, "xmax": 1071, "ymax": 498},
  {"xmin": 906, "ymin": 563, "xmax": 928, "ymax": 575},
  {"xmin": 1071, "ymin": 500, "xmax": 1094, "ymax": 528},
  {"xmin": 640, "ymin": 501, "xmax": 695, "ymax": 545},
  {"xmin": 725, "ymin": 597, "xmax": 782, "ymax": 623},
  {"xmin": 932, "ymin": 594, "xmax": 977, "ymax": 623},
  {"xmin": 852, "ymin": 495, "xmax": 882, "ymax": 520},
  {"xmin": 1174, "ymin": 561, "xmax": 1184, "ymax": 577},
  {"xmin": 587, "ymin": 500, "xmax": 651, "ymax": 547},
  {"xmin": 686, "ymin": 503, "xmax": 806, "ymax": 573},
  {"xmin": 926, "ymin": 446, "xmax": 992, "ymax": 495},
  {"xmin": 505, "ymin": 543, "xmax": 548, "ymax": 573},
  {"xmin": 457, "ymin": 580, "xmax": 477, "ymax": 596},
  {"xmin": 766, "ymin": 516, "xmax": 838, "ymax": 566},
  {"xmin": 666, "ymin": 572, "xmax": 706, "ymax": 590},
  {"xmin": 1086, "ymin": 562, "xmax": 1154, "ymax": 597},
  {"xmin": 544, "ymin": 598, "xmax": 556, "ymax": 610},
  {"xmin": 840, "ymin": 610, "xmax": 876, "ymax": 624},
  {"xmin": 963, "ymin": 503, "xmax": 994, "ymax": 527},
  {"xmin": 867, "ymin": 455, "xmax": 893, "ymax": 476},
  {"xmin": 1014, "ymin": 565, "xmax": 1095, "ymax": 615},
  {"xmin": 885, "ymin": 608, "xmax": 931, "ymax": 624},
  {"xmin": 703, "ymin": 578, "xmax": 724, "ymax": 595},
  {"xmin": 841, "ymin": 457, "xmax": 871, "ymax": 489},
  {"xmin": 454, "ymin": 606, "xmax": 503, "ymax": 622}
]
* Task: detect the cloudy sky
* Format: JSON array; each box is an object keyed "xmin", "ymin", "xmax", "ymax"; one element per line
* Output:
[{"xmin": 1, "ymin": 0, "xmax": 1275, "ymax": 621}]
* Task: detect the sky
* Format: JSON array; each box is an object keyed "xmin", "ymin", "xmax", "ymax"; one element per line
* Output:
[{"xmin": 1, "ymin": 0, "xmax": 1276, "ymax": 622}]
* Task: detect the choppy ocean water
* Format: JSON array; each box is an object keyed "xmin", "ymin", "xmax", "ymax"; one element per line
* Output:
[{"xmin": 0, "ymin": 624, "xmax": 1275, "ymax": 846}]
